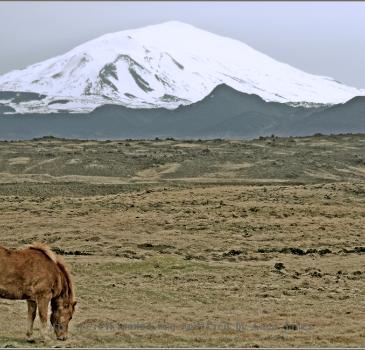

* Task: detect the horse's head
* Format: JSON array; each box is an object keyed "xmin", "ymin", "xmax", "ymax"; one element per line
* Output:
[{"xmin": 50, "ymin": 298, "xmax": 77, "ymax": 340}]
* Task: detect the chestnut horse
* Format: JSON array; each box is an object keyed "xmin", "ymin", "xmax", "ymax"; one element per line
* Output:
[{"xmin": 0, "ymin": 243, "xmax": 77, "ymax": 341}]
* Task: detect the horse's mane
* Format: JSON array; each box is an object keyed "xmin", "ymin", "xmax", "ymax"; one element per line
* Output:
[
  {"xmin": 29, "ymin": 243, "xmax": 75, "ymax": 304},
  {"xmin": 29, "ymin": 242, "xmax": 57, "ymax": 263},
  {"xmin": 56, "ymin": 256, "xmax": 75, "ymax": 304}
]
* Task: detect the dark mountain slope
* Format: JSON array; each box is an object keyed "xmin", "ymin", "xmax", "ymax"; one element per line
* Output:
[
  {"xmin": 0, "ymin": 85, "xmax": 361, "ymax": 140},
  {"xmin": 289, "ymin": 96, "xmax": 365, "ymax": 136}
]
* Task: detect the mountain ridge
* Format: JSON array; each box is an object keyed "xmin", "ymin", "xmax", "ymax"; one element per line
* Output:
[
  {"xmin": 0, "ymin": 84, "xmax": 345, "ymax": 140},
  {"xmin": 0, "ymin": 21, "xmax": 364, "ymax": 114}
]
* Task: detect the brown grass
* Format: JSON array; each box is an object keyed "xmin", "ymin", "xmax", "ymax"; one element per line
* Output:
[{"xmin": 0, "ymin": 135, "xmax": 365, "ymax": 347}]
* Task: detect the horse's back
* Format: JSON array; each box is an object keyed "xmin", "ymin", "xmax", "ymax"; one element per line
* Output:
[
  {"xmin": 0, "ymin": 245, "xmax": 10, "ymax": 256},
  {"xmin": 0, "ymin": 245, "xmax": 61, "ymax": 300},
  {"xmin": 0, "ymin": 245, "xmax": 14, "ymax": 274}
]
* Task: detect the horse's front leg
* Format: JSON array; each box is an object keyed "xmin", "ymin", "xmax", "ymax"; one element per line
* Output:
[
  {"xmin": 26, "ymin": 300, "xmax": 37, "ymax": 342},
  {"xmin": 36, "ymin": 295, "xmax": 51, "ymax": 341}
]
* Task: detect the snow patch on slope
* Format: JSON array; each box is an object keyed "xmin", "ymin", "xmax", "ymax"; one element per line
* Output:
[{"xmin": 0, "ymin": 21, "xmax": 364, "ymax": 113}]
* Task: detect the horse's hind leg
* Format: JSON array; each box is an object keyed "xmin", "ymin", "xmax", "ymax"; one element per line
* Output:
[
  {"xmin": 26, "ymin": 300, "xmax": 37, "ymax": 342},
  {"xmin": 37, "ymin": 295, "xmax": 51, "ymax": 341}
]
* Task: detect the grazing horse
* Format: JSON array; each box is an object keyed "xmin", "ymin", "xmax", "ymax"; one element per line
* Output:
[{"xmin": 0, "ymin": 243, "xmax": 77, "ymax": 341}]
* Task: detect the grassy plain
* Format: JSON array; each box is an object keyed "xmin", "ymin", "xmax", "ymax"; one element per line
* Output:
[{"xmin": 0, "ymin": 134, "xmax": 364, "ymax": 347}]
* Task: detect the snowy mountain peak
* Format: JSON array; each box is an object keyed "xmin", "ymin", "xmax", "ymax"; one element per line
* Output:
[{"xmin": 0, "ymin": 21, "xmax": 364, "ymax": 114}]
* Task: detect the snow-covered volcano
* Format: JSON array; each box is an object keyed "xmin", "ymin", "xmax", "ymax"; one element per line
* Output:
[{"xmin": 0, "ymin": 21, "xmax": 364, "ymax": 113}]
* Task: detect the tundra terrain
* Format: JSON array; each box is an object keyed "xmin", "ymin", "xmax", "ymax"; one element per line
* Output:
[{"xmin": 0, "ymin": 134, "xmax": 364, "ymax": 347}]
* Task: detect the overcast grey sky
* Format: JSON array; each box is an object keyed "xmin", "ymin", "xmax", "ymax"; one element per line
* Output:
[{"xmin": 0, "ymin": 1, "xmax": 364, "ymax": 88}]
